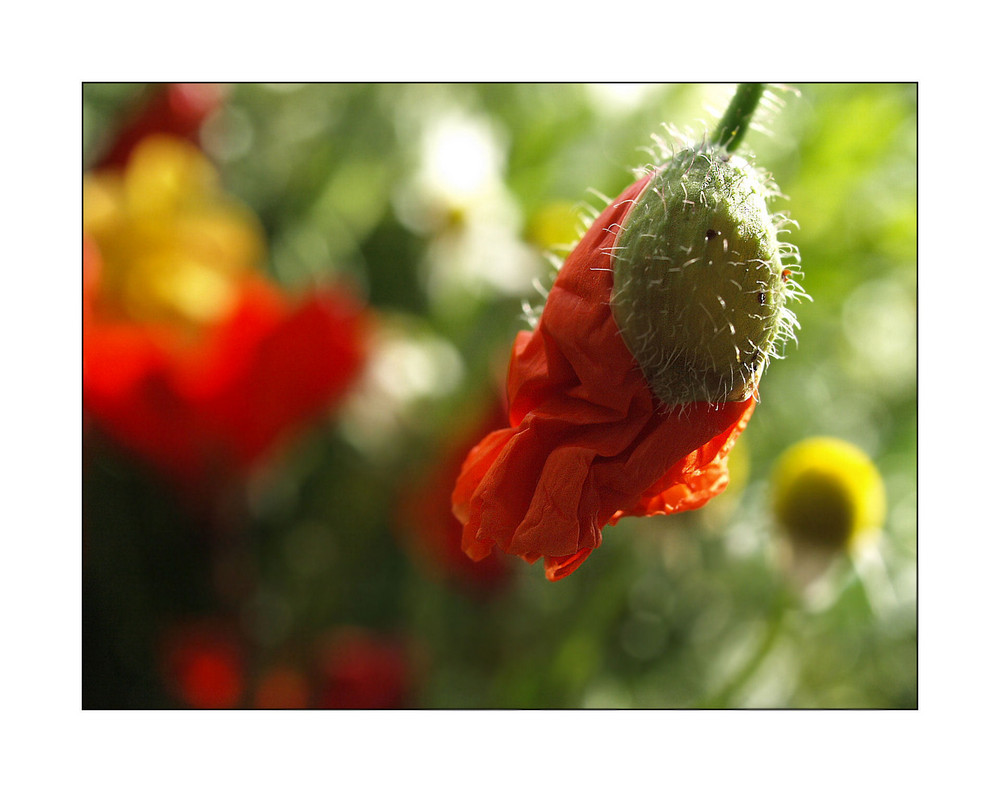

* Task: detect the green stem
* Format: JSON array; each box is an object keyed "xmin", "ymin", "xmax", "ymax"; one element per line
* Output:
[
  {"xmin": 712, "ymin": 83, "xmax": 766, "ymax": 152},
  {"xmin": 699, "ymin": 586, "xmax": 791, "ymax": 708}
]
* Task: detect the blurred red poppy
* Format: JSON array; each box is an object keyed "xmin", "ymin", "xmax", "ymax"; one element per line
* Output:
[
  {"xmin": 161, "ymin": 620, "xmax": 245, "ymax": 708},
  {"xmin": 98, "ymin": 83, "xmax": 225, "ymax": 169},
  {"xmin": 397, "ymin": 397, "xmax": 513, "ymax": 594},
  {"xmin": 315, "ymin": 629, "xmax": 412, "ymax": 709},
  {"xmin": 452, "ymin": 175, "xmax": 755, "ymax": 581},
  {"xmin": 83, "ymin": 136, "xmax": 368, "ymax": 495}
]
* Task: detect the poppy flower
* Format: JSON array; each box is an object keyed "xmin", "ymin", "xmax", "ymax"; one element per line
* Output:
[
  {"xmin": 161, "ymin": 620, "xmax": 246, "ymax": 708},
  {"xmin": 453, "ymin": 141, "xmax": 801, "ymax": 581},
  {"xmin": 396, "ymin": 396, "xmax": 513, "ymax": 594},
  {"xmin": 83, "ymin": 136, "xmax": 368, "ymax": 495}
]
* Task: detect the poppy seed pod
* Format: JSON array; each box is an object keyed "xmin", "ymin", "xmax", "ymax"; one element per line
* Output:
[{"xmin": 612, "ymin": 142, "xmax": 801, "ymax": 405}]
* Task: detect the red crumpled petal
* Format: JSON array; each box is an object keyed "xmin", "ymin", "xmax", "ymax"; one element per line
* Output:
[{"xmin": 452, "ymin": 174, "xmax": 755, "ymax": 581}]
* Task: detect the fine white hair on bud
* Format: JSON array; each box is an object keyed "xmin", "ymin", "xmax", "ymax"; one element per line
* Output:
[{"xmin": 611, "ymin": 137, "xmax": 805, "ymax": 406}]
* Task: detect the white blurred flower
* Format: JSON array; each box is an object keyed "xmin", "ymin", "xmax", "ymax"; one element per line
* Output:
[
  {"xmin": 394, "ymin": 110, "xmax": 541, "ymax": 305},
  {"xmin": 339, "ymin": 318, "xmax": 465, "ymax": 459}
]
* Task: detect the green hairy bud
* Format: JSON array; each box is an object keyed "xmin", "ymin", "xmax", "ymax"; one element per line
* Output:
[{"xmin": 611, "ymin": 140, "xmax": 803, "ymax": 406}]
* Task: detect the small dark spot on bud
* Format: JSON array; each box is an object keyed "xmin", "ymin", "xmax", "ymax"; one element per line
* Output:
[
  {"xmin": 758, "ymin": 291, "xmax": 767, "ymax": 305},
  {"xmin": 705, "ymin": 229, "xmax": 719, "ymax": 241}
]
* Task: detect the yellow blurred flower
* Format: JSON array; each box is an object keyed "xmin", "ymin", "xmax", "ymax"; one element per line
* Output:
[
  {"xmin": 83, "ymin": 135, "xmax": 265, "ymax": 329},
  {"xmin": 771, "ymin": 436, "xmax": 886, "ymax": 554}
]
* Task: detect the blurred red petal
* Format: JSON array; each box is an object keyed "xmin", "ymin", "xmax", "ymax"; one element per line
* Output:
[
  {"xmin": 398, "ymin": 398, "xmax": 513, "ymax": 593},
  {"xmin": 316, "ymin": 629, "xmax": 412, "ymax": 709},
  {"xmin": 253, "ymin": 665, "xmax": 311, "ymax": 709},
  {"xmin": 197, "ymin": 284, "xmax": 369, "ymax": 466},
  {"xmin": 84, "ymin": 233, "xmax": 369, "ymax": 492},
  {"xmin": 161, "ymin": 621, "xmax": 245, "ymax": 709}
]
